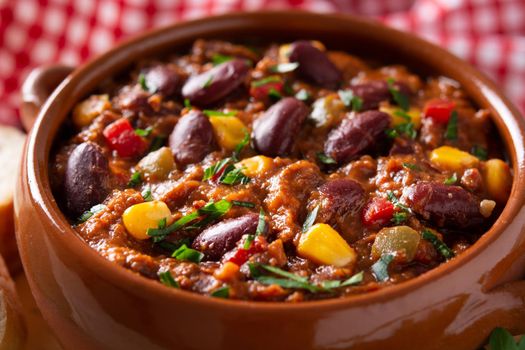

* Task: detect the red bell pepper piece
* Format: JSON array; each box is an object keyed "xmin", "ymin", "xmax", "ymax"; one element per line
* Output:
[
  {"xmin": 226, "ymin": 236, "xmax": 266, "ymax": 265},
  {"xmin": 103, "ymin": 118, "xmax": 146, "ymax": 157},
  {"xmin": 423, "ymin": 98, "xmax": 456, "ymax": 124},
  {"xmin": 362, "ymin": 197, "xmax": 395, "ymax": 226},
  {"xmin": 250, "ymin": 79, "xmax": 284, "ymax": 101}
]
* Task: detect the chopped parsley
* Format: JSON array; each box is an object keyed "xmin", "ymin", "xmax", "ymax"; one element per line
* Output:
[
  {"xmin": 443, "ymin": 173, "xmax": 458, "ymax": 185},
  {"xmin": 158, "ymin": 271, "xmax": 179, "ymax": 288},
  {"xmin": 471, "ymin": 145, "xmax": 488, "ymax": 160},
  {"xmin": 392, "ymin": 211, "xmax": 408, "ymax": 224},
  {"xmin": 321, "ymin": 271, "xmax": 364, "ymax": 289},
  {"xmin": 295, "ymin": 89, "xmax": 310, "ymax": 101},
  {"xmin": 138, "ymin": 73, "xmax": 148, "ymax": 91},
  {"xmin": 338, "ymin": 89, "xmax": 363, "ymax": 112},
  {"xmin": 202, "ymin": 75, "xmax": 214, "ymax": 88},
  {"xmin": 211, "ymin": 286, "xmax": 230, "ymax": 298},
  {"xmin": 445, "ymin": 110, "xmax": 458, "ymax": 140},
  {"xmin": 386, "ymin": 121, "xmax": 417, "ymax": 140},
  {"xmin": 316, "ymin": 152, "xmax": 337, "ymax": 165},
  {"xmin": 141, "ymin": 187, "xmax": 153, "ymax": 201},
  {"xmin": 232, "ymin": 200, "xmax": 255, "ymax": 208},
  {"xmin": 270, "ymin": 62, "xmax": 299, "ymax": 73},
  {"xmin": 245, "ymin": 209, "xmax": 266, "ymax": 249},
  {"xmin": 135, "ymin": 126, "xmax": 153, "ymax": 137},
  {"xmin": 203, "ymin": 110, "xmax": 237, "ymax": 117},
  {"xmin": 252, "ymin": 76, "xmax": 281, "ymax": 87},
  {"xmin": 172, "ymin": 244, "xmax": 204, "ymax": 263},
  {"xmin": 402, "ymin": 162, "xmax": 420, "ymax": 171},
  {"xmin": 488, "ymin": 327, "xmax": 525, "ymax": 350},
  {"xmin": 268, "ymin": 88, "xmax": 282, "ymax": 100},
  {"xmin": 78, "ymin": 204, "xmax": 106, "ymax": 223},
  {"xmin": 220, "ymin": 166, "xmax": 250, "ymax": 185},
  {"xmin": 202, "ymin": 134, "xmax": 251, "ymax": 185},
  {"xmin": 127, "ymin": 171, "xmax": 142, "ymax": 187},
  {"xmin": 387, "ymin": 78, "xmax": 409, "ymax": 111},
  {"xmin": 302, "ymin": 205, "xmax": 319, "ymax": 233},
  {"xmin": 147, "ymin": 199, "xmax": 232, "ymax": 242},
  {"xmin": 149, "ymin": 135, "xmax": 166, "ymax": 152},
  {"xmin": 371, "ymin": 253, "xmax": 394, "ymax": 282},
  {"xmin": 386, "ymin": 191, "xmax": 411, "ymax": 212},
  {"xmin": 233, "ymin": 133, "xmax": 250, "ymax": 161},
  {"xmin": 212, "ymin": 54, "xmax": 233, "ymax": 65},
  {"xmin": 184, "ymin": 98, "xmax": 192, "ymax": 110},
  {"xmin": 422, "ymin": 229, "xmax": 455, "ymax": 260}
]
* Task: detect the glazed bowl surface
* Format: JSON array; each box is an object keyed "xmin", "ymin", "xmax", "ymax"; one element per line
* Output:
[{"xmin": 14, "ymin": 11, "xmax": 525, "ymax": 350}]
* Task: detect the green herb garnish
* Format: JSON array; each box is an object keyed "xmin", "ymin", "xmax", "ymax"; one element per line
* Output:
[
  {"xmin": 270, "ymin": 62, "xmax": 299, "ymax": 73},
  {"xmin": 252, "ymin": 76, "xmax": 281, "ymax": 87},
  {"xmin": 172, "ymin": 244, "xmax": 204, "ymax": 263},
  {"xmin": 295, "ymin": 89, "xmax": 310, "ymax": 101},
  {"xmin": 392, "ymin": 211, "xmax": 408, "ymax": 224},
  {"xmin": 212, "ymin": 54, "xmax": 233, "ymax": 65},
  {"xmin": 302, "ymin": 205, "xmax": 319, "ymax": 233},
  {"xmin": 78, "ymin": 204, "xmax": 106, "ymax": 223},
  {"xmin": 471, "ymin": 145, "xmax": 488, "ymax": 160},
  {"xmin": 316, "ymin": 152, "xmax": 337, "ymax": 165},
  {"xmin": 445, "ymin": 110, "xmax": 458, "ymax": 140},
  {"xmin": 202, "ymin": 134, "xmax": 251, "ymax": 184},
  {"xmin": 338, "ymin": 89, "xmax": 363, "ymax": 112},
  {"xmin": 387, "ymin": 78, "xmax": 409, "ymax": 111},
  {"xmin": 135, "ymin": 126, "xmax": 153, "ymax": 137},
  {"xmin": 219, "ymin": 166, "xmax": 250, "ymax": 185},
  {"xmin": 127, "ymin": 172, "xmax": 142, "ymax": 187},
  {"xmin": 232, "ymin": 200, "xmax": 255, "ymax": 208},
  {"xmin": 386, "ymin": 122, "xmax": 416, "ymax": 140},
  {"xmin": 232, "ymin": 133, "xmax": 250, "ymax": 161},
  {"xmin": 184, "ymin": 98, "xmax": 192, "ymax": 110},
  {"xmin": 402, "ymin": 162, "xmax": 420, "ymax": 171},
  {"xmin": 488, "ymin": 327, "xmax": 525, "ymax": 350},
  {"xmin": 268, "ymin": 88, "xmax": 282, "ymax": 100},
  {"xmin": 386, "ymin": 191, "xmax": 411, "ymax": 212},
  {"xmin": 203, "ymin": 110, "xmax": 237, "ymax": 117},
  {"xmin": 321, "ymin": 271, "xmax": 364, "ymax": 289},
  {"xmin": 203, "ymin": 158, "xmax": 231, "ymax": 181},
  {"xmin": 443, "ymin": 173, "xmax": 458, "ymax": 185},
  {"xmin": 211, "ymin": 286, "xmax": 230, "ymax": 298},
  {"xmin": 138, "ymin": 73, "xmax": 148, "ymax": 91},
  {"xmin": 256, "ymin": 209, "xmax": 266, "ymax": 236},
  {"xmin": 158, "ymin": 271, "xmax": 179, "ymax": 288},
  {"xmin": 371, "ymin": 253, "xmax": 394, "ymax": 282},
  {"xmin": 422, "ymin": 229, "xmax": 455, "ymax": 260},
  {"xmin": 141, "ymin": 187, "xmax": 153, "ymax": 201}
]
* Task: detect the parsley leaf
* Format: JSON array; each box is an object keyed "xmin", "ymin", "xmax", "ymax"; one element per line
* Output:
[
  {"xmin": 252, "ymin": 76, "xmax": 281, "ymax": 87},
  {"xmin": 172, "ymin": 244, "xmax": 204, "ymax": 263},
  {"xmin": 255, "ymin": 209, "xmax": 266, "ymax": 236},
  {"xmin": 402, "ymin": 162, "xmax": 420, "ymax": 171},
  {"xmin": 203, "ymin": 158, "xmax": 231, "ymax": 181},
  {"xmin": 212, "ymin": 54, "xmax": 233, "ymax": 65},
  {"xmin": 127, "ymin": 172, "xmax": 142, "ymax": 187},
  {"xmin": 371, "ymin": 253, "xmax": 394, "ymax": 282},
  {"xmin": 386, "ymin": 191, "xmax": 411, "ymax": 212},
  {"xmin": 219, "ymin": 165, "xmax": 250, "ymax": 185},
  {"xmin": 141, "ymin": 187, "xmax": 153, "ymax": 201},
  {"xmin": 471, "ymin": 145, "xmax": 488, "ymax": 160},
  {"xmin": 445, "ymin": 110, "xmax": 458, "ymax": 140},
  {"xmin": 233, "ymin": 132, "xmax": 250, "ymax": 161},
  {"xmin": 392, "ymin": 211, "xmax": 408, "ymax": 224},
  {"xmin": 135, "ymin": 126, "xmax": 153, "ymax": 137},
  {"xmin": 78, "ymin": 204, "xmax": 106, "ymax": 223},
  {"xmin": 184, "ymin": 98, "xmax": 192, "ymax": 110},
  {"xmin": 268, "ymin": 88, "xmax": 282, "ymax": 100},
  {"xmin": 138, "ymin": 73, "xmax": 148, "ymax": 91},
  {"xmin": 422, "ymin": 229, "xmax": 455, "ymax": 260},
  {"xmin": 158, "ymin": 271, "xmax": 179, "ymax": 288},
  {"xmin": 316, "ymin": 152, "xmax": 337, "ymax": 165},
  {"xmin": 443, "ymin": 173, "xmax": 457, "ymax": 185},
  {"xmin": 386, "ymin": 122, "xmax": 416, "ymax": 140},
  {"xmin": 302, "ymin": 205, "xmax": 319, "ymax": 233},
  {"xmin": 489, "ymin": 328, "xmax": 522, "ymax": 350},
  {"xmin": 338, "ymin": 89, "xmax": 363, "ymax": 112},
  {"xmin": 211, "ymin": 286, "xmax": 230, "ymax": 298},
  {"xmin": 270, "ymin": 62, "xmax": 299, "ymax": 73},
  {"xmin": 321, "ymin": 271, "xmax": 364, "ymax": 289},
  {"xmin": 203, "ymin": 110, "xmax": 237, "ymax": 117},
  {"xmin": 387, "ymin": 79, "xmax": 409, "ymax": 111},
  {"xmin": 232, "ymin": 200, "xmax": 255, "ymax": 208}
]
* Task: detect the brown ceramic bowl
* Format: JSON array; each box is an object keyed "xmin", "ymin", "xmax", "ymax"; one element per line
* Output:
[{"xmin": 14, "ymin": 11, "xmax": 525, "ymax": 350}]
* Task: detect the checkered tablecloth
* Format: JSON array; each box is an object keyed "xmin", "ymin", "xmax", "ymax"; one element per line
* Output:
[{"xmin": 0, "ymin": 0, "xmax": 524, "ymax": 127}]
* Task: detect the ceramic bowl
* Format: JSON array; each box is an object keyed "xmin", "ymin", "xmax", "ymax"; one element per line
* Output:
[{"xmin": 15, "ymin": 11, "xmax": 525, "ymax": 350}]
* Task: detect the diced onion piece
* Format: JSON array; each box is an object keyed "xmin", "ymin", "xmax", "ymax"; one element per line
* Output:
[
  {"xmin": 309, "ymin": 94, "xmax": 345, "ymax": 128},
  {"xmin": 209, "ymin": 116, "xmax": 248, "ymax": 151},
  {"xmin": 235, "ymin": 155, "xmax": 273, "ymax": 177},
  {"xmin": 122, "ymin": 201, "xmax": 172, "ymax": 240},
  {"xmin": 480, "ymin": 199, "xmax": 496, "ymax": 218},
  {"xmin": 137, "ymin": 147, "xmax": 174, "ymax": 180},
  {"xmin": 372, "ymin": 226, "xmax": 420, "ymax": 263},
  {"xmin": 482, "ymin": 159, "xmax": 512, "ymax": 203},
  {"xmin": 72, "ymin": 94, "xmax": 111, "ymax": 128},
  {"xmin": 380, "ymin": 105, "xmax": 422, "ymax": 129},
  {"xmin": 429, "ymin": 146, "xmax": 479, "ymax": 171},
  {"xmin": 297, "ymin": 223, "xmax": 356, "ymax": 267}
]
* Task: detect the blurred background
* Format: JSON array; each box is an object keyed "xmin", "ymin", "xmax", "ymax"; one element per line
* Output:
[{"xmin": 0, "ymin": 0, "xmax": 524, "ymax": 129}]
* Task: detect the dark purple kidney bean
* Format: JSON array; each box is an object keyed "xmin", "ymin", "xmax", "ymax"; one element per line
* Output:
[
  {"xmin": 288, "ymin": 41, "xmax": 342, "ymax": 89},
  {"xmin": 64, "ymin": 142, "xmax": 110, "ymax": 216},
  {"xmin": 324, "ymin": 110, "xmax": 391, "ymax": 164},
  {"xmin": 144, "ymin": 65, "xmax": 183, "ymax": 96},
  {"xmin": 192, "ymin": 213, "xmax": 260, "ymax": 260},
  {"xmin": 400, "ymin": 181, "xmax": 483, "ymax": 228},
  {"xmin": 319, "ymin": 179, "xmax": 365, "ymax": 216},
  {"xmin": 252, "ymin": 97, "xmax": 309, "ymax": 157},
  {"xmin": 169, "ymin": 110, "xmax": 215, "ymax": 165},
  {"xmin": 182, "ymin": 59, "xmax": 249, "ymax": 106},
  {"xmin": 349, "ymin": 81, "xmax": 390, "ymax": 110}
]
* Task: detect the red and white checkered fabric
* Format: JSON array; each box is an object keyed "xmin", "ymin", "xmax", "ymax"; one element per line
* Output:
[{"xmin": 0, "ymin": 0, "xmax": 524, "ymax": 127}]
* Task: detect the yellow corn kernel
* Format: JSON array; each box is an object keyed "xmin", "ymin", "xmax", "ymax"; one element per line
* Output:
[
  {"xmin": 235, "ymin": 155, "xmax": 273, "ymax": 177},
  {"xmin": 429, "ymin": 146, "xmax": 479, "ymax": 171},
  {"xmin": 380, "ymin": 105, "xmax": 422, "ymax": 129},
  {"xmin": 122, "ymin": 201, "xmax": 172, "ymax": 240},
  {"xmin": 297, "ymin": 223, "xmax": 356, "ymax": 267},
  {"xmin": 483, "ymin": 159, "xmax": 512, "ymax": 203},
  {"xmin": 72, "ymin": 94, "xmax": 111, "ymax": 128},
  {"xmin": 137, "ymin": 147, "xmax": 174, "ymax": 180},
  {"xmin": 209, "ymin": 116, "xmax": 248, "ymax": 151}
]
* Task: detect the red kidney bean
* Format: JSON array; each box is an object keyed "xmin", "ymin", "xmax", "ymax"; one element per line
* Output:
[
  {"xmin": 182, "ymin": 59, "xmax": 249, "ymax": 106},
  {"xmin": 349, "ymin": 80, "xmax": 412, "ymax": 111},
  {"xmin": 192, "ymin": 213, "xmax": 260, "ymax": 260},
  {"xmin": 169, "ymin": 110, "xmax": 215, "ymax": 165},
  {"xmin": 288, "ymin": 41, "xmax": 342, "ymax": 89},
  {"xmin": 144, "ymin": 65, "xmax": 184, "ymax": 96},
  {"xmin": 400, "ymin": 181, "xmax": 483, "ymax": 228},
  {"xmin": 252, "ymin": 97, "xmax": 309, "ymax": 157},
  {"xmin": 64, "ymin": 142, "xmax": 110, "ymax": 216},
  {"xmin": 318, "ymin": 179, "xmax": 365, "ymax": 216},
  {"xmin": 324, "ymin": 110, "xmax": 391, "ymax": 164}
]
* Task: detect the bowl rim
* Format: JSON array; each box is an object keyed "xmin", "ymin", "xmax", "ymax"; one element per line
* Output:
[{"xmin": 24, "ymin": 10, "xmax": 525, "ymax": 311}]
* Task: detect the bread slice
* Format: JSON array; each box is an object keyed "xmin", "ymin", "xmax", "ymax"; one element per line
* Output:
[
  {"xmin": 0, "ymin": 253, "xmax": 25, "ymax": 349},
  {"xmin": 0, "ymin": 126, "xmax": 25, "ymax": 272}
]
